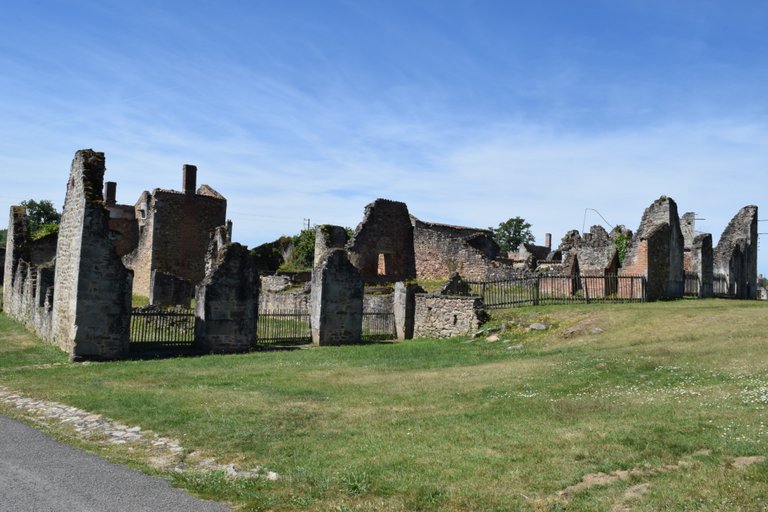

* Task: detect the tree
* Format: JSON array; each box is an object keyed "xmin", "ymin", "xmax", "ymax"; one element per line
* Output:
[
  {"xmin": 20, "ymin": 199, "xmax": 61, "ymax": 240},
  {"xmin": 489, "ymin": 217, "xmax": 534, "ymax": 252}
]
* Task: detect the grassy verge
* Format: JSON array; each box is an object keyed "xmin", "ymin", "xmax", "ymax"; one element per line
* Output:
[{"xmin": 1, "ymin": 299, "xmax": 767, "ymax": 511}]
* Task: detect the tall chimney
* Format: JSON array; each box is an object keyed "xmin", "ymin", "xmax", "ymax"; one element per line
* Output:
[
  {"xmin": 104, "ymin": 181, "xmax": 117, "ymax": 206},
  {"xmin": 545, "ymin": 233, "xmax": 552, "ymax": 250},
  {"xmin": 182, "ymin": 164, "xmax": 197, "ymax": 195}
]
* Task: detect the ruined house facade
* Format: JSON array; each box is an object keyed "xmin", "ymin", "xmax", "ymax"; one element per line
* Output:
[
  {"xmin": 714, "ymin": 205, "xmax": 758, "ymax": 299},
  {"xmin": 620, "ymin": 196, "xmax": 685, "ymax": 300},
  {"xmin": 346, "ymin": 199, "xmax": 416, "ymax": 283},
  {"xmin": 122, "ymin": 165, "xmax": 227, "ymax": 300}
]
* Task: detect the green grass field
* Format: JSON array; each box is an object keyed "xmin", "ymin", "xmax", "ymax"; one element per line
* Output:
[{"xmin": 1, "ymin": 300, "xmax": 767, "ymax": 511}]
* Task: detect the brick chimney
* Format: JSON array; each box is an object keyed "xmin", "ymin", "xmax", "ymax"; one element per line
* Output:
[
  {"xmin": 104, "ymin": 181, "xmax": 117, "ymax": 206},
  {"xmin": 545, "ymin": 233, "xmax": 552, "ymax": 250},
  {"xmin": 182, "ymin": 164, "xmax": 197, "ymax": 195}
]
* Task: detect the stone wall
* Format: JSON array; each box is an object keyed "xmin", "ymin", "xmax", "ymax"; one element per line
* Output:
[
  {"xmin": 577, "ymin": 225, "xmax": 619, "ymax": 275},
  {"xmin": 714, "ymin": 205, "xmax": 758, "ymax": 299},
  {"xmin": 691, "ymin": 233, "xmax": 714, "ymax": 298},
  {"xmin": 347, "ymin": 199, "xmax": 416, "ymax": 283},
  {"xmin": 413, "ymin": 294, "xmax": 486, "ymax": 338},
  {"xmin": 620, "ymin": 196, "xmax": 684, "ymax": 300},
  {"xmin": 195, "ymin": 227, "xmax": 259, "ymax": 353},
  {"xmin": 314, "ymin": 224, "xmax": 349, "ymax": 267},
  {"xmin": 259, "ymin": 287, "xmax": 310, "ymax": 312},
  {"xmin": 412, "ymin": 218, "xmax": 517, "ymax": 281},
  {"xmin": 149, "ymin": 270, "xmax": 192, "ymax": 307},
  {"xmin": 310, "ymin": 249, "xmax": 363, "ymax": 345},
  {"xmin": 393, "ymin": 282, "xmax": 424, "ymax": 340},
  {"xmin": 2, "ymin": 205, "xmax": 58, "ymax": 341},
  {"xmin": 51, "ymin": 150, "xmax": 132, "ymax": 360},
  {"xmin": 123, "ymin": 165, "xmax": 227, "ymax": 298}
]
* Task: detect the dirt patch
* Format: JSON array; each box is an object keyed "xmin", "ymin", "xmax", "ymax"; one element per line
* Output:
[
  {"xmin": 610, "ymin": 483, "xmax": 651, "ymax": 512},
  {"xmin": 729, "ymin": 456, "xmax": 766, "ymax": 469}
]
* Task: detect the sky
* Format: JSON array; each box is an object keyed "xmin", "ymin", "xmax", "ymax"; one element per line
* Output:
[{"xmin": 1, "ymin": 1, "xmax": 767, "ymax": 273}]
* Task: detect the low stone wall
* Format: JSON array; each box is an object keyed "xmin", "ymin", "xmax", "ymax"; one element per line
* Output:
[
  {"xmin": 413, "ymin": 294, "xmax": 486, "ymax": 339},
  {"xmin": 259, "ymin": 289, "xmax": 310, "ymax": 312}
]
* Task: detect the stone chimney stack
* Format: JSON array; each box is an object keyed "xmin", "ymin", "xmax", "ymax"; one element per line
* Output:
[
  {"xmin": 545, "ymin": 233, "xmax": 552, "ymax": 250},
  {"xmin": 104, "ymin": 181, "xmax": 117, "ymax": 206},
  {"xmin": 183, "ymin": 164, "xmax": 197, "ymax": 195}
]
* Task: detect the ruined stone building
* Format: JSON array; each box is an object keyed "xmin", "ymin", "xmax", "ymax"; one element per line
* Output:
[
  {"xmin": 411, "ymin": 218, "xmax": 521, "ymax": 281},
  {"xmin": 620, "ymin": 196, "xmax": 685, "ymax": 300},
  {"xmin": 680, "ymin": 212, "xmax": 714, "ymax": 297},
  {"xmin": 714, "ymin": 205, "xmax": 758, "ymax": 299},
  {"xmin": 3, "ymin": 150, "xmax": 133, "ymax": 359},
  {"xmin": 104, "ymin": 181, "xmax": 139, "ymax": 257},
  {"xmin": 122, "ymin": 164, "xmax": 227, "ymax": 301},
  {"xmin": 346, "ymin": 199, "xmax": 416, "ymax": 283}
]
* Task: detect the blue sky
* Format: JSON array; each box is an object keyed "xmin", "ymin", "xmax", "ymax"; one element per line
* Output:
[{"xmin": 2, "ymin": 1, "xmax": 767, "ymax": 273}]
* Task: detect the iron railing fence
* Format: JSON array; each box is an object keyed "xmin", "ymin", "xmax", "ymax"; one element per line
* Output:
[
  {"xmin": 362, "ymin": 311, "xmax": 396, "ymax": 341},
  {"xmin": 713, "ymin": 273, "xmax": 730, "ymax": 297},
  {"xmin": 468, "ymin": 274, "xmax": 647, "ymax": 309},
  {"xmin": 256, "ymin": 307, "xmax": 312, "ymax": 345},
  {"xmin": 129, "ymin": 306, "xmax": 196, "ymax": 351},
  {"xmin": 684, "ymin": 271, "xmax": 701, "ymax": 297}
]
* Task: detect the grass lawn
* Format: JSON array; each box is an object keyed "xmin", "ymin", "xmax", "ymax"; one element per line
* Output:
[{"xmin": 1, "ymin": 299, "xmax": 767, "ymax": 511}]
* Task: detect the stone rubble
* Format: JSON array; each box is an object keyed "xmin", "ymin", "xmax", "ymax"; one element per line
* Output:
[{"xmin": 0, "ymin": 385, "xmax": 278, "ymax": 481}]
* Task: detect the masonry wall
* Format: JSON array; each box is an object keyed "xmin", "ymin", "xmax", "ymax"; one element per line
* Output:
[
  {"xmin": 2, "ymin": 205, "xmax": 58, "ymax": 341},
  {"xmin": 413, "ymin": 294, "xmax": 486, "ymax": 338},
  {"xmin": 51, "ymin": 150, "xmax": 132, "ymax": 360},
  {"xmin": 714, "ymin": 205, "xmax": 758, "ymax": 299},
  {"xmin": 347, "ymin": 199, "xmax": 416, "ymax": 283},
  {"xmin": 310, "ymin": 249, "xmax": 363, "ymax": 345},
  {"xmin": 123, "ymin": 172, "xmax": 227, "ymax": 298},
  {"xmin": 412, "ymin": 219, "xmax": 516, "ymax": 281},
  {"xmin": 620, "ymin": 196, "xmax": 684, "ymax": 300},
  {"xmin": 195, "ymin": 229, "xmax": 259, "ymax": 353},
  {"xmin": 691, "ymin": 233, "xmax": 714, "ymax": 298},
  {"xmin": 107, "ymin": 204, "xmax": 140, "ymax": 257}
]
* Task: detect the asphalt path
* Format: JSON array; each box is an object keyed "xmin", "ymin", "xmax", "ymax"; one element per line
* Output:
[{"xmin": 0, "ymin": 415, "xmax": 229, "ymax": 512}]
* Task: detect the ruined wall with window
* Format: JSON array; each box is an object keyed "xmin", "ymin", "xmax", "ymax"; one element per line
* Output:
[
  {"xmin": 346, "ymin": 199, "xmax": 416, "ymax": 283},
  {"xmin": 123, "ymin": 165, "xmax": 227, "ymax": 298}
]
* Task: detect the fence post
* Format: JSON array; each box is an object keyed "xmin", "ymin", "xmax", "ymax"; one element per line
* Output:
[
  {"xmin": 583, "ymin": 276, "xmax": 590, "ymax": 304},
  {"xmin": 533, "ymin": 276, "xmax": 540, "ymax": 306}
]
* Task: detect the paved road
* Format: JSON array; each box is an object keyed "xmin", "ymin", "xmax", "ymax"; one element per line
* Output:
[{"xmin": 0, "ymin": 415, "xmax": 229, "ymax": 512}]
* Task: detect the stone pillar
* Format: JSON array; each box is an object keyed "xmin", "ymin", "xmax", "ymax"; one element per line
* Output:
[
  {"xmin": 51, "ymin": 150, "xmax": 133, "ymax": 360},
  {"xmin": 313, "ymin": 225, "xmax": 349, "ymax": 267},
  {"xmin": 394, "ymin": 281, "xmax": 424, "ymax": 340},
  {"xmin": 3, "ymin": 206, "xmax": 27, "ymax": 309},
  {"xmin": 310, "ymin": 249, "xmax": 363, "ymax": 345},
  {"xmin": 195, "ymin": 227, "xmax": 259, "ymax": 353},
  {"xmin": 691, "ymin": 233, "xmax": 713, "ymax": 298}
]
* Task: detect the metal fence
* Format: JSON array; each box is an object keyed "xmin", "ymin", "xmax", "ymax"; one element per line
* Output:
[
  {"xmin": 362, "ymin": 311, "xmax": 396, "ymax": 341},
  {"xmin": 713, "ymin": 273, "xmax": 730, "ymax": 297},
  {"xmin": 468, "ymin": 274, "xmax": 647, "ymax": 309},
  {"xmin": 256, "ymin": 307, "xmax": 312, "ymax": 345},
  {"xmin": 684, "ymin": 271, "xmax": 701, "ymax": 297},
  {"xmin": 129, "ymin": 306, "xmax": 196, "ymax": 352}
]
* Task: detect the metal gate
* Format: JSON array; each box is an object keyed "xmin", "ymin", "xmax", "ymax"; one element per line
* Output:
[
  {"xmin": 256, "ymin": 306, "xmax": 312, "ymax": 345},
  {"xmin": 129, "ymin": 306, "xmax": 196, "ymax": 354}
]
